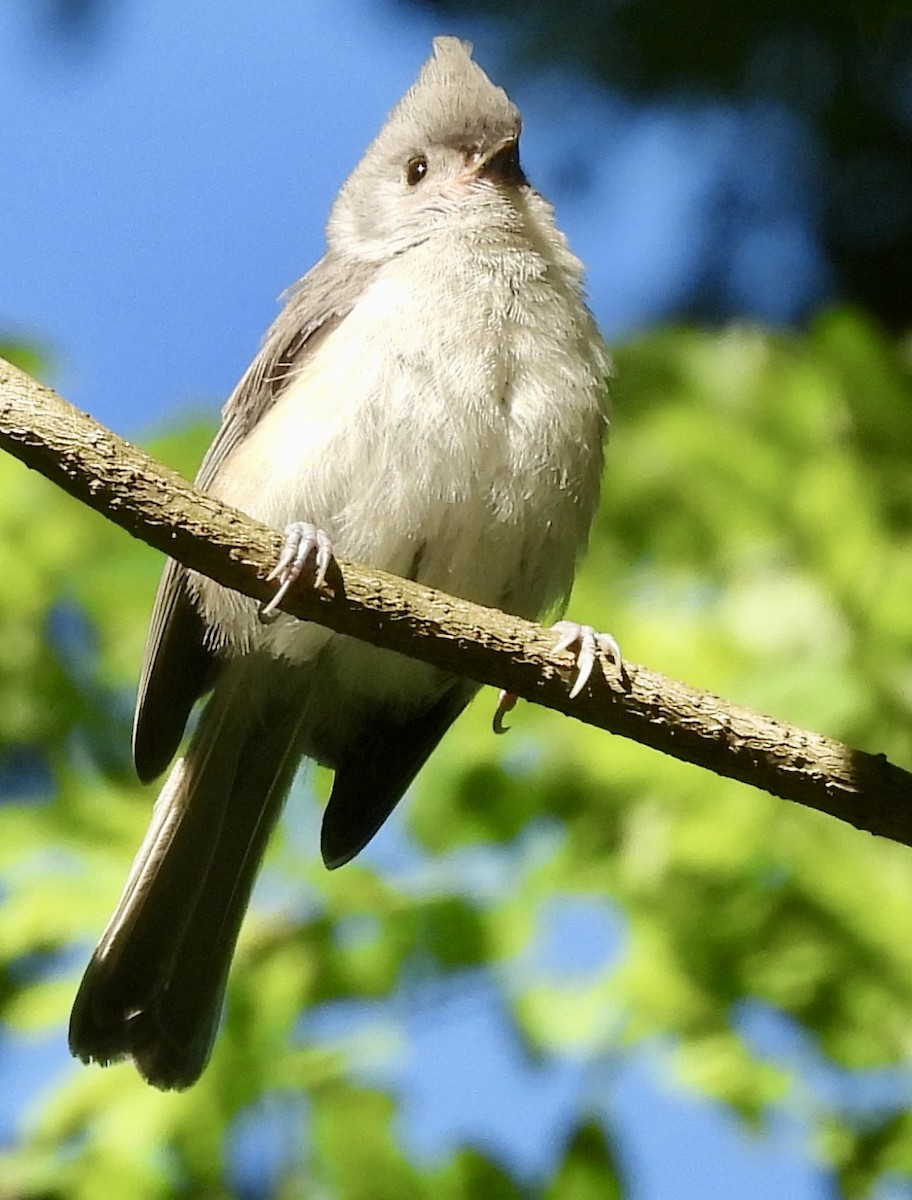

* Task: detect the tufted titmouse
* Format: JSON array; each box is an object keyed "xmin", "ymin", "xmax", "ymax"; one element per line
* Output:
[{"xmin": 69, "ymin": 37, "xmax": 612, "ymax": 1089}]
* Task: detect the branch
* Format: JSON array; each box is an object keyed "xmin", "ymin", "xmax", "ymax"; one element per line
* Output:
[{"xmin": 1, "ymin": 355, "xmax": 911, "ymax": 847}]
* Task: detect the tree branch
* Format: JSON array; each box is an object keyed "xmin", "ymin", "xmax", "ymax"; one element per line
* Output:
[{"xmin": 1, "ymin": 355, "xmax": 910, "ymax": 847}]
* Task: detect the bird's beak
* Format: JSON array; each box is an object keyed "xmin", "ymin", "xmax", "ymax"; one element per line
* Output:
[{"xmin": 464, "ymin": 135, "xmax": 526, "ymax": 187}]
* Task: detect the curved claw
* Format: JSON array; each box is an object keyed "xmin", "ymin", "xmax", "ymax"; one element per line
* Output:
[
  {"xmin": 551, "ymin": 620, "xmax": 621, "ymax": 699},
  {"xmin": 489, "ymin": 624, "xmax": 619, "ymax": 734},
  {"xmin": 492, "ymin": 689, "xmax": 517, "ymax": 735},
  {"xmin": 259, "ymin": 522, "xmax": 336, "ymax": 621}
]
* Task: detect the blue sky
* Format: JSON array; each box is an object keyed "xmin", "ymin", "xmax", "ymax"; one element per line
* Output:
[
  {"xmin": 2, "ymin": 0, "xmax": 831, "ymax": 433},
  {"xmin": 0, "ymin": 0, "xmax": 844, "ymax": 1194}
]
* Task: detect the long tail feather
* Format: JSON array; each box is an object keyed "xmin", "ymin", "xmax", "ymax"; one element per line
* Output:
[{"xmin": 69, "ymin": 668, "xmax": 303, "ymax": 1090}]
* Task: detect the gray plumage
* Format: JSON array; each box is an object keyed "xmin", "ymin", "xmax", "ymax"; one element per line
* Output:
[{"xmin": 69, "ymin": 36, "xmax": 610, "ymax": 1089}]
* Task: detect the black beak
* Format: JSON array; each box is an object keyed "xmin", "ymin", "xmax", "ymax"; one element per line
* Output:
[{"xmin": 474, "ymin": 135, "xmax": 526, "ymax": 187}]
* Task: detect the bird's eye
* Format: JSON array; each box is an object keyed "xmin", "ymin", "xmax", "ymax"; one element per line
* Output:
[{"xmin": 406, "ymin": 155, "xmax": 428, "ymax": 186}]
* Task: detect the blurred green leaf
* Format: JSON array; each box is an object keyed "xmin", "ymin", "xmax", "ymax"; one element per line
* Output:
[
  {"xmin": 544, "ymin": 1120, "xmax": 623, "ymax": 1200},
  {"xmin": 1, "ymin": 310, "xmax": 912, "ymax": 1194}
]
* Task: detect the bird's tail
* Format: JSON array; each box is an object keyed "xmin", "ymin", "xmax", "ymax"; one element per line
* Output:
[{"xmin": 68, "ymin": 669, "xmax": 303, "ymax": 1090}]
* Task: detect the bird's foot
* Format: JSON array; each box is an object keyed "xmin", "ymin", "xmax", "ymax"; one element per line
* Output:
[
  {"xmin": 492, "ymin": 620, "xmax": 621, "ymax": 733},
  {"xmin": 551, "ymin": 620, "xmax": 621, "ymax": 699},
  {"xmin": 259, "ymin": 522, "xmax": 336, "ymax": 622},
  {"xmin": 492, "ymin": 689, "xmax": 517, "ymax": 735}
]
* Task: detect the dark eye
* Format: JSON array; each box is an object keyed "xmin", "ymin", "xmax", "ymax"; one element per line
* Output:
[{"xmin": 406, "ymin": 155, "xmax": 428, "ymax": 186}]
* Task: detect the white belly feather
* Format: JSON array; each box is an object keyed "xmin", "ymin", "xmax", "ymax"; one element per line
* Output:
[{"xmin": 191, "ymin": 226, "xmax": 607, "ymax": 708}]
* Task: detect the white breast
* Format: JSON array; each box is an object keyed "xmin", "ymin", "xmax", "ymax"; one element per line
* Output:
[{"xmin": 193, "ymin": 202, "xmax": 608, "ymax": 688}]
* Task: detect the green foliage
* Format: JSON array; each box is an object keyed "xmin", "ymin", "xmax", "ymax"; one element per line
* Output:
[
  {"xmin": 544, "ymin": 1121, "xmax": 622, "ymax": 1200},
  {"xmin": 0, "ymin": 310, "xmax": 910, "ymax": 1196}
]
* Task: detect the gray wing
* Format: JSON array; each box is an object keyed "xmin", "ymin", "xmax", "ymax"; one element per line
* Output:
[
  {"xmin": 320, "ymin": 680, "xmax": 477, "ymax": 869},
  {"xmin": 133, "ymin": 252, "xmax": 377, "ymax": 782}
]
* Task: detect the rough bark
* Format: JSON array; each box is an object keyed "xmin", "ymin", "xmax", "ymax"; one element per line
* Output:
[{"xmin": 1, "ymin": 355, "xmax": 910, "ymax": 847}]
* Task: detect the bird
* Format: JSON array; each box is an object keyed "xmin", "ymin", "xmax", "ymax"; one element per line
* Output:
[{"xmin": 68, "ymin": 36, "xmax": 613, "ymax": 1089}]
